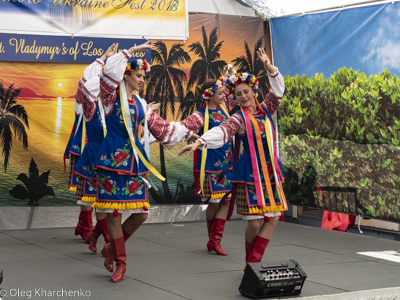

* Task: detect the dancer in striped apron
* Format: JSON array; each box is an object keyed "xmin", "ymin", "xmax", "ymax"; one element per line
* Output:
[{"xmin": 179, "ymin": 48, "xmax": 287, "ymax": 269}]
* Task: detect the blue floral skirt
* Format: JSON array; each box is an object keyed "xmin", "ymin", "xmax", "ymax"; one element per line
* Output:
[
  {"xmin": 75, "ymin": 176, "xmax": 97, "ymax": 207},
  {"xmin": 92, "ymin": 169, "xmax": 149, "ymax": 214},
  {"xmin": 196, "ymin": 171, "xmax": 232, "ymax": 202}
]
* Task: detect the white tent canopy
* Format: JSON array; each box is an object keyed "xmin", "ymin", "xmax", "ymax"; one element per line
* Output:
[
  {"xmin": 187, "ymin": 0, "xmax": 257, "ymax": 16},
  {"xmin": 239, "ymin": 0, "xmax": 392, "ymax": 18}
]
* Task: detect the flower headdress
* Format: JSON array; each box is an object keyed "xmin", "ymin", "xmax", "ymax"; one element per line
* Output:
[
  {"xmin": 225, "ymin": 72, "xmax": 259, "ymax": 100},
  {"xmin": 125, "ymin": 58, "xmax": 151, "ymax": 75},
  {"xmin": 201, "ymin": 77, "xmax": 224, "ymax": 101}
]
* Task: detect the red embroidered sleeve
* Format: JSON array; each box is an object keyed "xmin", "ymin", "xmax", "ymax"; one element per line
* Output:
[
  {"xmin": 261, "ymin": 92, "xmax": 281, "ymax": 116},
  {"xmin": 147, "ymin": 109, "xmax": 176, "ymax": 144},
  {"xmin": 82, "ymin": 85, "xmax": 96, "ymax": 120},
  {"xmin": 199, "ymin": 114, "xmax": 241, "ymax": 148},
  {"xmin": 100, "ymin": 69, "xmax": 119, "ymax": 107},
  {"xmin": 219, "ymin": 114, "xmax": 241, "ymax": 142},
  {"xmin": 180, "ymin": 112, "xmax": 204, "ymax": 134},
  {"xmin": 75, "ymin": 78, "xmax": 86, "ymax": 105}
]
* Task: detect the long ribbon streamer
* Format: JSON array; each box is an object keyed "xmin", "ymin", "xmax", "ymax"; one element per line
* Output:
[
  {"xmin": 133, "ymin": 91, "xmax": 151, "ymax": 160},
  {"xmin": 97, "ymin": 96, "xmax": 107, "ymax": 137},
  {"xmin": 81, "ymin": 121, "xmax": 87, "ymax": 154},
  {"xmin": 119, "ymin": 80, "xmax": 165, "ymax": 182},
  {"xmin": 262, "ymin": 105, "xmax": 288, "ymax": 210},
  {"xmin": 199, "ymin": 102, "xmax": 209, "ymax": 196},
  {"xmin": 255, "ymin": 101, "xmax": 288, "ymax": 210},
  {"xmin": 241, "ymin": 107, "xmax": 266, "ymax": 209},
  {"xmin": 74, "ymin": 110, "xmax": 83, "ymax": 137},
  {"xmin": 246, "ymin": 108, "xmax": 277, "ymax": 208}
]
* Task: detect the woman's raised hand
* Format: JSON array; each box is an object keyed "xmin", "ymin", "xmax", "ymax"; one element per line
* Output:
[
  {"xmin": 257, "ymin": 48, "xmax": 276, "ymax": 73},
  {"xmin": 128, "ymin": 41, "xmax": 154, "ymax": 54},
  {"xmin": 224, "ymin": 64, "xmax": 236, "ymax": 76},
  {"xmin": 100, "ymin": 43, "xmax": 116, "ymax": 61},
  {"xmin": 178, "ymin": 141, "xmax": 202, "ymax": 157}
]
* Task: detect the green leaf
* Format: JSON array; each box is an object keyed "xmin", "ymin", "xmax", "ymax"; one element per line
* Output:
[
  {"xmin": 377, "ymin": 195, "xmax": 385, "ymax": 206},
  {"xmin": 368, "ymin": 206, "xmax": 377, "ymax": 217},
  {"xmin": 367, "ymin": 144, "xmax": 373, "ymax": 154}
]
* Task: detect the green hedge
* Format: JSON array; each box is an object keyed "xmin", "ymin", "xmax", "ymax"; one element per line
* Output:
[
  {"xmin": 279, "ymin": 68, "xmax": 400, "ymax": 146},
  {"xmin": 280, "ymin": 68, "xmax": 400, "ymax": 221},
  {"xmin": 282, "ymin": 135, "xmax": 400, "ymax": 220}
]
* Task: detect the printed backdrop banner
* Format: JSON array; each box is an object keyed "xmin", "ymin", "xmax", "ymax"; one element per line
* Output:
[
  {"xmin": 0, "ymin": 0, "xmax": 188, "ymax": 40},
  {"xmin": 0, "ymin": 33, "xmax": 151, "ymax": 63},
  {"xmin": 270, "ymin": 3, "xmax": 400, "ymax": 222},
  {"xmin": 0, "ymin": 13, "xmax": 265, "ymax": 207}
]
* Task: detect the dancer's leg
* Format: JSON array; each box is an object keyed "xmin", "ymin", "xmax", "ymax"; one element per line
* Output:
[
  {"xmin": 206, "ymin": 203, "xmax": 219, "ymax": 220},
  {"xmin": 121, "ymin": 213, "xmax": 148, "ymax": 235},
  {"xmin": 207, "ymin": 202, "xmax": 230, "ymax": 256}
]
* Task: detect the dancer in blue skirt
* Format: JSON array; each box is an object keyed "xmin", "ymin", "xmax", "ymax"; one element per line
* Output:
[{"xmin": 94, "ymin": 42, "xmax": 196, "ymax": 282}]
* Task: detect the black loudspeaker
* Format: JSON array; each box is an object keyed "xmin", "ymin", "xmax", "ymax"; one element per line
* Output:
[{"xmin": 239, "ymin": 260, "xmax": 307, "ymax": 299}]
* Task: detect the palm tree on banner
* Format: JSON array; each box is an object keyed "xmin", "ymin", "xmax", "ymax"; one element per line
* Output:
[
  {"xmin": 177, "ymin": 90, "xmax": 203, "ymax": 121},
  {"xmin": 0, "ymin": 82, "xmax": 29, "ymax": 172},
  {"xmin": 187, "ymin": 25, "xmax": 226, "ymax": 88},
  {"xmin": 145, "ymin": 41, "xmax": 191, "ymax": 201},
  {"xmin": 232, "ymin": 36, "xmax": 270, "ymax": 98}
]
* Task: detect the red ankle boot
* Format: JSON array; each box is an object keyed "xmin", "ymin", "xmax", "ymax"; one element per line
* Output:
[
  {"xmin": 122, "ymin": 229, "xmax": 132, "ymax": 242},
  {"xmin": 98, "ymin": 218, "xmax": 110, "ymax": 244},
  {"xmin": 245, "ymin": 240, "xmax": 254, "ymax": 262},
  {"xmin": 86, "ymin": 222, "xmax": 101, "ymax": 253},
  {"xmin": 207, "ymin": 218, "xmax": 227, "ymax": 256},
  {"xmin": 75, "ymin": 210, "xmax": 93, "ymax": 241},
  {"xmin": 110, "ymin": 237, "xmax": 126, "ymax": 283},
  {"xmin": 206, "ymin": 219, "xmax": 214, "ymax": 237},
  {"xmin": 102, "ymin": 230, "xmax": 132, "ymax": 272},
  {"xmin": 102, "ymin": 243, "xmax": 113, "ymax": 272},
  {"xmin": 75, "ymin": 211, "xmax": 82, "ymax": 235},
  {"xmin": 247, "ymin": 236, "xmax": 269, "ymax": 263},
  {"xmin": 244, "ymin": 240, "xmax": 254, "ymax": 272}
]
